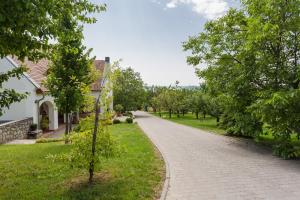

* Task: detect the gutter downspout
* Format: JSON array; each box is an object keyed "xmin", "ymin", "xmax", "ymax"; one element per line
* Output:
[{"xmin": 35, "ymin": 90, "xmax": 45, "ymax": 130}]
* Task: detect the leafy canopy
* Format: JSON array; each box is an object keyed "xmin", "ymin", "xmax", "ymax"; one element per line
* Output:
[
  {"xmin": 0, "ymin": 0, "xmax": 105, "ymax": 116},
  {"xmin": 113, "ymin": 67, "xmax": 146, "ymax": 111}
]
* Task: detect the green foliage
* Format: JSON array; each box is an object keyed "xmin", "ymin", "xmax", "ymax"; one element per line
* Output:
[
  {"xmin": 40, "ymin": 115, "xmax": 49, "ymax": 131},
  {"xmin": 0, "ymin": 124, "xmax": 164, "ymax": 199},
  {"xmin": 188, "ymin": 91, "xmax": 208, "ymax": 119},
  {"xmin": 69, "ymin": 129, "xmax": 117, "ymax": 169},
  {"xmin": 123, "ymin": 111, "xmax": 133, "ymax": 117},
  {"xmin": 183, "ymin": 0, "xmax": 300, "ymax": 158},
  {"xmin": 29, "ymin": 123, "xmax": 37, "ymax": 131},
  {"xmin": 113, "ymin": 119, "xmax": 121, "ymax": 124},
  {"xmin": 0, "ymin": 0, "xmax": 104, "ymax": 117},
  {"xmin": 126, "ymin": 117, "xmax": 133, "ymax": 124},
  {"xmin": 36, "ymin": 138, "xmax": 64, "ymax": 143},
  {"xmin": 114, "ymin": 104, "xmax": 124, "ymax": 113},
  {"xmin": 250, "ymin": 90, "xmax": 300, "ymax": 139},
  {"xmin": 113, "ymin": 67, "xmax": 146, "ymax": 111},
  {"xmin": 46, "ymin": 17, "xmax": 97, "ymax": 135},
  {"xmin": 73, "ymin": 116, "xmax": 95, "ymax": 132},
  {"xmin": 48, "ymin": 116, "xmax": 118, "ymax": 171},
  {"xmin": 0, "ymin": 0, "xmax": 104, "ymax": 60},
  {"xmin": 152, "ymin": 112, "xmax": 225, "ymax": 135},
  {"xmin": 273, "ymin": 141, "xmax": 300, "ymax": 160}
]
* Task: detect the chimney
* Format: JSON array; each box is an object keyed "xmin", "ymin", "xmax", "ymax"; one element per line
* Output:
[{"xmin": 105, "ymin": 57, "xmax": 110, "ymax": 63}]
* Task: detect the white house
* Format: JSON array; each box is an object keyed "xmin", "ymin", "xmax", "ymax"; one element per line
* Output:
[{"xmin": 0, "ymin": 56, "xmax": 111, "ymax": 131}]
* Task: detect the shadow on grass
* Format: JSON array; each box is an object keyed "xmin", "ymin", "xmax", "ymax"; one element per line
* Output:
[{"xmin": 63, "ymin": 172, "xmax": 121, "ymax": 200}]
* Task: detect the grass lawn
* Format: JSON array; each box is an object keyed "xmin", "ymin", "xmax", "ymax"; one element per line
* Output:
[
  {"xmin": 255, "ymin": 133, "xmax": 300, "ymax": 147},
  {"xmin": 151, "ymin": 112, "xmax": 225, "ymax": 135},
  {"xmin": 0, "ymin": 123, "xmax": 164, "ymax": 200}
]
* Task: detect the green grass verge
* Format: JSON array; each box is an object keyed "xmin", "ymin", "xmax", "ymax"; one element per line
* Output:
[
  {"xmin": 0, "ymin": 124, "xmax": 164, "ymax": 200},
  {"xmin": 151, "ymin": 112, "xmax": 225, "ymax": 135},
  {"xmin": 255, "ymin": 133, "xmax": 300, "ymax": 147}
]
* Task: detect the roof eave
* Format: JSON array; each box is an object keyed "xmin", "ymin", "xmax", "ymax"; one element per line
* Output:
[{"xmin": 6, "ymin": 56, "xmax": 42, "ymax": 90}]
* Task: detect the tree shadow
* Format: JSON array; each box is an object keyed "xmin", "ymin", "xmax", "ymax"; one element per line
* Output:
[
  {"xmin": 134, "ymin": 114, "xmax": 151, "ymax": 119},
  {"xmin": 224, "ymin": 135, "xmax": 300, "ymax": 163},
  {"xmin": 63, "ymin": 172, "xmax": 135, "ymax": 200}
]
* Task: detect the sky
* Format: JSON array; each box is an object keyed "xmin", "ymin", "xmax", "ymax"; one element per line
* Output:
[{"xmin": 83, "ymin": 0, "xmax": 239, "ymax": 86}]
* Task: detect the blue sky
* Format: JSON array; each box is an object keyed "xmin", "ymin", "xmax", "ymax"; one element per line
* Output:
[{"xmin": 84, "ymin": 0, "xmax": 239, "ymax": 86}]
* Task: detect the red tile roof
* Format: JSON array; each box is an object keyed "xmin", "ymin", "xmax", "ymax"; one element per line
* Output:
[{"xmin": 10, "ymin": 56, "xmax": 105, "ymax": 92}]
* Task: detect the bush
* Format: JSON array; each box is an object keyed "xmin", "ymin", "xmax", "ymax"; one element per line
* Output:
[
  {"xmin": 126, "ymin": 117, "xmax": 133, "ymax": 124},
  {"xmin": 113, "ymin": 119, "xmax": 121, "ymax": 124},
  {"xmin": 40, "ymin": 116, "xmax": 49, "ymax": 131},
  {"xmin": 73, "ymin": 116, "xmax": 94, "ymax": 132},
  {"xmin": 36, "ymin": 138, "xmax": 64, "ymax": 143},
  {"xmin": 273, "ymin": 141, "xmax": 300, "ymax": 159},
  {"xmin": 30, "ymin": 123, "xmax": 37, "ymax": 131},
  {"xmin": 114, "ymin": 104, "xmax": 123, "ymax": 115}
]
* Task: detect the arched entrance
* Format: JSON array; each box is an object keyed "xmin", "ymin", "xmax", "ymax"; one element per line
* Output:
[{"xmin": 39, "ymin": 101, "xmax": 57, "ymax": 131}]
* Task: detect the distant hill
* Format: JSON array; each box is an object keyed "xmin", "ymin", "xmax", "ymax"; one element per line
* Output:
[{"xmin": 180, "ymin": 85, "xmax": 200, "ymax": 90}]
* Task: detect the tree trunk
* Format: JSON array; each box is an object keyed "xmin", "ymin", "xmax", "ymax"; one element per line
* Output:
[
  {"xmin": 65, "ymin": 112, "xmax": 69, "ymax": 144},
  {"xmin": 169, "ymin": 109, "xmax": 172, "ymax": 118},
  {"xmin": 217, "ymin": 117, "xmax": 220, "ymax": 123},
  {"xmin": 203, "ymin": 113, "xmax": 206, "ymax": 119},
  {"xmin": 89, "ymin": 97, "xmax": 101, "ymax": 184},
  {"xmin": 69, "ymin": 113, "xmax": 72, "ymax": 133},
  {"xmin": 177, "ymin": 110, "xmax": 180, "ymax": 118},
  {"xmin": 196, "ymin": 112, "xmax": 199, "ymax": 119}
]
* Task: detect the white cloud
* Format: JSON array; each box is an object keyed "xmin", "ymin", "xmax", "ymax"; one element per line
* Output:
[
  {"xmin": 166, "ymin": 1, "xmax": 177, "ymax": 8},
  {"xmin": 166, "ymin": 0, "xmax": 229, "ymax": 19},
  {"xmin": 151, "ymin": 0, "xmax": 162, "ymax": 5}
]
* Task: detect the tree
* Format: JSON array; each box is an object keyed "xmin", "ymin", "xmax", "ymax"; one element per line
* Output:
[
  {"xmin": 46, "ymin": 17, "xmax": 97, "ymax": 138},
  {"xmin": 184, "ymin": 0, "xmax": 300, "ymax": 158},
  {"xmin": 189, "ymin": 91, "xmax": 208, "ymax": 119},
  {"xmin": 206, "ymin": 96, "xmax": 222, "ymax": 123},
  {"xmin": 89, "ymin": 60, "xmax": 115, "ymax": 184},
  {"xmin": 113, "ymin": 67, "xmax": 146, "ymax": 111},
  {"xmin": 183, "ymin": 7, "xmax": 264, "ymax": 137},
  {"xmin": 157, "ymin": 87, "xmax": 177, "ymax": 118},
  {"xmin": 146, "ymin": 86, "xmax": 166, "ymax": 112},
  {"xmin": 0, "ymin": 0, "xmax": 104, "ymax": 116}
]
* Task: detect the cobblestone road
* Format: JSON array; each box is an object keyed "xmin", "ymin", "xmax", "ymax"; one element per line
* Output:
[{"xmin": 135, "ymin": 111, "xmax": 300, "ymax": 200}]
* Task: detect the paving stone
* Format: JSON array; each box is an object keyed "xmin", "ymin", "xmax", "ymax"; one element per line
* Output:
[{"xmin": 135, "ymin": 111, "xmax": 300, "ymax": 200}]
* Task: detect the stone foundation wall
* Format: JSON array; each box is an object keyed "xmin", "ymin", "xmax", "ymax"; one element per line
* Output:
[{"xmin": 0, "ymin": 118, "xmax": 33, "ymax": 144}]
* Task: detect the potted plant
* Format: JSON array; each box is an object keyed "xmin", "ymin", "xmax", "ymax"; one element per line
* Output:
[
  {"xmin": 30, "ymin": 123, "xmax": 38, "ymax": 131},
  {"xmin": 40, "ymin": 116, "xmax": 49, "ymax": 131}
]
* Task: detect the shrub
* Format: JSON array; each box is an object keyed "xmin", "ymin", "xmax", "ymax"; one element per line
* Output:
[
  {"xmin": 126, "ymin": 117, "xmax": 133, "ymax": 124},
  {"xmin": 40, "ymin": 116, "xmax": 49, "ymax": 131},
  {"xmin": 273, "ymin": 141, "xmax": 300, "ymax": 159},
  {"xmin": 114, "ymin": 104, "xmax": 123, "ymax": 115},
  {"xmin": 73, "ymin": 116, "xmax": 94, "ymax": 132},
  {"xmin": 30, "ymin": 123, "xmax": 37, "ymax": 131},
  {"xmin": 36, "ymin": 138, "xmax": 64, "ymax": 143},
  {"xmin": 123, "ymin": 112, "xmax": 133, "ymax": 117},
  {"xmin": 113, "ymin": 119, "xmax": 121, "ymax": 124},
  {"xmin": 47, "ymin": 127, "xmax": 119, "ymax": 170}
]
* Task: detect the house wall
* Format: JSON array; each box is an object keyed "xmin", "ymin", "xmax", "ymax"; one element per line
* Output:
[
  {"xmin": 0, "ymin": 58, "xmax": 58, "ymax": 130},
  {"xmin": 0, "ymin": 58, "xmax": 37, "ymax": 121}
]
